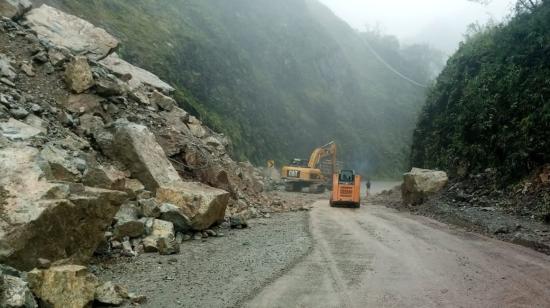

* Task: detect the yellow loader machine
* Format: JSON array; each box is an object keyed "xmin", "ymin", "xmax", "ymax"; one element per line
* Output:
[{"xmin": 281, "ymin": 142, "xmax": 337, "ymax": 193}]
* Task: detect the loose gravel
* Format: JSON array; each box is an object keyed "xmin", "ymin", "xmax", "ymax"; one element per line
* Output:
[{"xmin": 94, "ymin": 211, "xmax": 312, "ymax": 308}]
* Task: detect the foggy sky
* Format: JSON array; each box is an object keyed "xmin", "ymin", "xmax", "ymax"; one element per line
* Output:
[{"xmin": 318, "ymin": 0, "xmax": 515, "ymax": 53}]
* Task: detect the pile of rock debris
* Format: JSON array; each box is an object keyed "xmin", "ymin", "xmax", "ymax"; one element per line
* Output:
[{"xmin": 0, "ymin": 1, "xmax": 276, "ymax": 306}]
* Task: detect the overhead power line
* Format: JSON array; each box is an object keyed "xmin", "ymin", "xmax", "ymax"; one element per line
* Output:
[{"xmin": 361, "ymin": 37, "xmax": 429, "ymax": 88}]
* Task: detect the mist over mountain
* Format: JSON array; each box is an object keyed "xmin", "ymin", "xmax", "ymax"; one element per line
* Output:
[
  {"xmin": 319, "ymin": 0, "xmax": 514, "ymax": 54},
  {"xmin": 36, "ymin": 0, "xmax": 442, "ymax": 177}
]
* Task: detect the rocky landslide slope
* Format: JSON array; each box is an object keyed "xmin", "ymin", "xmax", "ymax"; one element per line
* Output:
[{"xmin": 0, "ymin": 1, "xmax": 279, "ymax": 307}]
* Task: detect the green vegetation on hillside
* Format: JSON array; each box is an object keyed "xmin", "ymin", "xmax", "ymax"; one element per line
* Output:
[
  {"xmin": 37, "ymin": 0, "xmax": 441, "ymax": 177},
  {"xmin": 411, "ymin": 1, "xmax": 550, "ymax": 182}
]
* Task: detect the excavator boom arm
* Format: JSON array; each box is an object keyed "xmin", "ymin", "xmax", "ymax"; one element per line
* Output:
[{"xmin": 307, "ymin": 141, "xmax": 337, "ymax": 171}]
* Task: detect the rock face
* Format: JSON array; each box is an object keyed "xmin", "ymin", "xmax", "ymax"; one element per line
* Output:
[
  {"xmin": 156, "ymin": 182, "xmax": 230, "ymax": 230},
  {"xmin": 0, "ymin": 0, "xmax": 32, "ymax": 19},
  {"xmin": 0, "ymin": 118, "xmax": 43, "ymax": 142},
  {"xmin": 39, "ymin": 143, "xmax": 84, "ymax": 182},
  {"xmin": 0, "ymin": 146, "xmax": 127, "ymax": 270},
  {"xmin": 0, "ymin": 53, "xmax": 16, "ymax": 80},
  {"xmin": 402, "ymin": 168, "xmax": 448, "ymax": 205},
  {"xmin": 107, "ymin": 121, "xmax": 182, "ymax": 192},
  {"xmin": 64, "ymin": 56, "xmax": 94, "ymax": 93},
  {"xmin": 0, "ymin": 0, "xmax": 268, "ymax": 266},
  {"xmin": 24, "ymin": 5, "xmax": 119, "ymax": 60},
  {"xmin": 99, "ymin": 53, "xmax": 174, "ymax": 93},
  {"xmin": 0, "ymin": 266, "xmax": 37, "ymax": 308},
  {"xmin": 64, "ymin": 94, "xmax": 104, "ymax": 115},
  {"xmin": 27, "ymin": 265, "xmax": 98, "ymax": 308},
  {"xmin": 82, "ymin": 165, "xmax": 126, "ymax": 191}
]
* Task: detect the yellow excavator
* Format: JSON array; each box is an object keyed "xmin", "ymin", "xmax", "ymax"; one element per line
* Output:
[{"xmin": 281, "ymin": 142, "xmax": 337, "ymax": 193}]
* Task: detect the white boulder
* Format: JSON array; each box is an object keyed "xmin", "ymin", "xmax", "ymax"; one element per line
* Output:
[
  {"xmin": 402, "ymin": 168, "xmax": 448, "ymax": 205},
  {"xmin": 24, "ymin": 5, "xmax": 119, "ymax": 60}
]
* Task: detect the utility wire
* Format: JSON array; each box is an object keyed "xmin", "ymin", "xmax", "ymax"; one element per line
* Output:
[{"xmin": 361, "ymin": 37, "xmax": 429, "ymax": 88}]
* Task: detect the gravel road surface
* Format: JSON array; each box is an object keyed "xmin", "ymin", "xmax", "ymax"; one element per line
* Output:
[{"xmin": 247, "ymin": 200, "xmax": 550, "ymax": 307}]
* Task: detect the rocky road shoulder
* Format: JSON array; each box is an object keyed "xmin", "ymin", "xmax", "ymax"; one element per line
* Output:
[
  {"xmin": 373, "ymin": 181, "xmax": 550, "ymax": 255},
  {"xmin": 93, "ymin": 210, "xmax": 312, "ymax": 308}
]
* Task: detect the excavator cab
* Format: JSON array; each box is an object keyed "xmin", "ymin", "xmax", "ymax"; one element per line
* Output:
[
  {"xmin": 330, "ymin": 170, "xmax": 361, "ymax": 208},
  {"xmin": 289, "ymin": 158, "xmax": 308, "ymax": 167}
]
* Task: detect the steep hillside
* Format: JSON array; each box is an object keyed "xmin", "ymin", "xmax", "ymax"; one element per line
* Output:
[
  {"xmin": 35, "ymin": 0, "xmax": 438, "ymax": 177},
  {"xmin": 411, "ymin": 1, "xmax": 550, "ymax": 183}
]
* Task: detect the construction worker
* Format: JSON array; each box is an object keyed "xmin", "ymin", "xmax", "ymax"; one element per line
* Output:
[{"xmin": 366, "ymin": 178, "xmax": 371, "ymax": 197}]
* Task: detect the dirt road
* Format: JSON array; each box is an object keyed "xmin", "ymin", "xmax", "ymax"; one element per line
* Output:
[{"xmin": 246, "ymin": 201, "xmax": 550, "ymax": 307}]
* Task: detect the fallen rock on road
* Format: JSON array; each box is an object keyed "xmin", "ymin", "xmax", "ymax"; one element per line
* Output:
[
  {"xmin": 402, "ymin": 167, "xmax": 448, "ymax": 205},
  {"xmin": 28, "ymin": 265, "xmax": 98, "ymax": 308},
  {"xmin": 156, "ymin": 183, "xmax": 230, "ymax": 231}
]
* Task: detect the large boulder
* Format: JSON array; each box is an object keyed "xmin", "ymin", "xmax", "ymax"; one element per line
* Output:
[
  {"xmin": 27, "ymin": 265, "xmax": 98, "ymax": 308},
  {"xmin": 112, "ymin": 202, "xmax": 144, "ymax": 239},
  {"xmin": 0, "ymin": 269, "xmax": 37, "ymax": 308},
  {"xmin": 156, "ymin": 108, "xmax": 192, "ymax": 156},
  {"xmin": 99, "ymin": 53, "xmax": 174, "ymax": 93},
  {"xmin": 0, "ymin": 145, "xmax": 127, "ymax": 270},
  {"xmin": 0, "ymin": 0, "xmax": 32, "ymax": 20},
  {"xmin": 150, "ymin": 90, "xmax": 176, "ymax": 111},
  {"xmin": 238, "ymin": 161, "xmax": 265, "ymax": 194},
  {"xmin": 123, "ymin": 178, "xmax": 145, "ymax": 200},
  {"xmin": 38, "ymin": 143, "xmax": 86, "ymax": 182},
  {"xmin": 64, "ymin": 57, "xmax": 95, "ymax": 94},
  {"xmin": 78, "ymin": 114, "xmax": 104, "ymax": 137},
  {"xmin": 402, "ymin": 168, "xmax": 448, "ymax": 206},
  {"xmin": 0, "ymin": 118, "xmax": 43, "ymax": 142},
  {"xmin": 159, "ymin": 203, "xmax": 192, "ymax": 232},
  {"xmin": 82, "ymin": 164, "xmax": 126, "ymax": 191},
  {"xmin": 156, "ymin": 182, "xmax": 230, "ymax": 230},
  {"xmin": 188, "ymin": 123, "xmax": 207, "ymax": 138},
  {"xmin": 95, "ymin": 75, "xmax": 128, "ymax": 97},
  {"xmin": 24, "ymin": 5, "xmax": 119, "ymax": 60},
  {"xmin": 107, "ymin": 121, "xmax": 182, "ymax": 192},
  {"xmin": 138, "ymin": 198, "xmax": 161, "ymax": 218},
  {"xmin": 142, "ymin": 219, "xmax": 177, "ymax": 254},
  {"xmin": 194, "ymin": 164, "xmax": 233, "ymax": 194}
]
